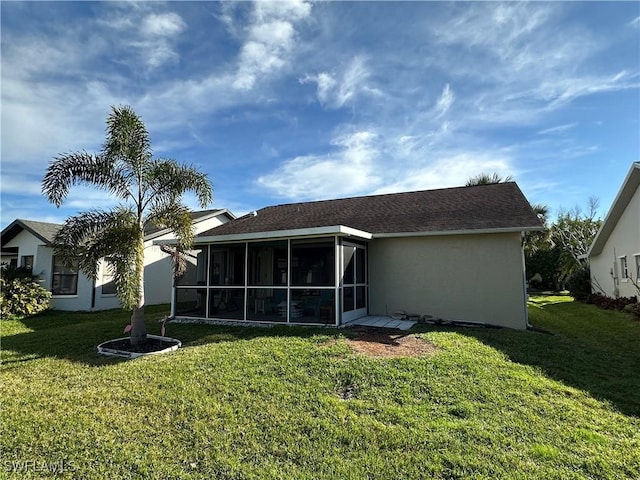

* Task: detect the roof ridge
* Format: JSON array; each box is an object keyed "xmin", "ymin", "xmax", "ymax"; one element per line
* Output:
[{"xmin": 261, "ymin": 182, "xmax": 514, "ymax": 211}]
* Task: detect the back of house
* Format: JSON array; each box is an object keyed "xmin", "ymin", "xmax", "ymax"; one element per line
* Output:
[{"xmin": 163, "ymin": 183, "xmax": 543, "ymax": 329}]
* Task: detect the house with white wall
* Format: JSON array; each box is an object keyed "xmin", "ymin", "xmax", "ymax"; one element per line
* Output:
[
  {"xmin": 1, "ymin": 209, "xmax": 234, "ymax": 311},
  {"xmin": 161, "ymin": 183, "xmax": 543, "ymax": 330},
  {"xmin": 588, "ymin": 162, "xmax": 640, "ymax": 299}
]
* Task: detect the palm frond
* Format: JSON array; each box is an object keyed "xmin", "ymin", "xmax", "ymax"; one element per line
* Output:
[
  {"xmin": 466, "ymin": 172, "xmax": 514, "ymax": 186},
  {"xmin": 103, "ymin": 105, "xmax": 152, "ymax": 173},
  {"xmin": 42, "ymin": 152, "xmax": 130, "ymax": 207},
  {"xmin": 52, "ymin": 208, "xmax": 138, "ymax": 279},
  {"xmin": 143, "ymin": 159, "xmax": 213, "ymax": 211},
  {"xmin": 146, "ymin": 204, "xmax": 195, "ymax": 278}
]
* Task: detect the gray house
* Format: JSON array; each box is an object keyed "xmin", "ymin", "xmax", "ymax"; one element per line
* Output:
[{"xmin": 164, "ymin": 183, "xmax": 543, "ymax": 329}]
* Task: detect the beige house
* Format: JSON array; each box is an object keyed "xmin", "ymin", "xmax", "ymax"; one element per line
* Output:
[
  {"xmin": 164, "ymin": 183, "xmax": 542, "ymax": 329},
  {"xmin": 588, "ymin": 162, "xmax": 640, "ymax": 299},
  {"xmin": 0, "ymin": 209, "xmax": 234, "ymax": 311}
]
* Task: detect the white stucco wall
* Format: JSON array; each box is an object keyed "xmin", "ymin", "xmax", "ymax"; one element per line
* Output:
[
  {"xmin": 368, "ymin": 232, "xmax": 528, "ymax": 329},
  {"xmin": 5, "ymin": 213, "xmax": 232, "ymax": 311},
  {"xmin": 140, "ymin": 214, "xmax": 230, "ymax": 306},
  {"xmin": 5, "ymin": 230, "xmax": 94, "ymax": 310},
  {"xmin": 4, "ymin": 230, "xmax": 43, "ymax": 263},
  {"xmin": 590, "ymin": 186, "xmax": 640, "ymax": 299}
]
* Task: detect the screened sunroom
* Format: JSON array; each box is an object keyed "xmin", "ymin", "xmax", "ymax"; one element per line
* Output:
[{"xmin": 171, "ymin": 231, "xmax": 369, "ymax": 326}]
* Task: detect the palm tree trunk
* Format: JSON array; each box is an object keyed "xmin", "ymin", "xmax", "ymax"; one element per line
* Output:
[{"xmin": 130, "ymin": 233, "xmax": 147, "ymax": 346}]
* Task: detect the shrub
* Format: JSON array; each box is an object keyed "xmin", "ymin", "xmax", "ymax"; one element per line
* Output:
[
  {"xmin": 588, "ymin": 293, "xmax": 637, "ymax": 312},
  {"xmin": 623, "ymin": 303, "xmax": 640, "ymax": 318},
  {"xmin": 567, "ymin": 266, "xmax": 592, "ymax": 301},
  {"xmin": 1, "ymin": 270, "xmax": 51, "ymax": 317}
]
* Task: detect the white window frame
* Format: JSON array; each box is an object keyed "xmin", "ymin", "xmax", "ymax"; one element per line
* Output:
[
  {"xmin": 51, "ymin": 256, "xmax": 79, "ymax": 296},
  {"xmin": 619, "ymin": 256, "xmax": 629, "ymax": 281},
  {"xmin": 101, "ymin": 259, "xmax": 117, "ymax": 296}
]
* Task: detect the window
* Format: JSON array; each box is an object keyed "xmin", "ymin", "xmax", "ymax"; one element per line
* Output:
[
  {"xmin": 635, "ymin": 254, "xmax": 640, "ymax": 281},
  {"xmin": 290, "ymin": 238, "xmax": 334, "ymax": 286},
  {"xmin": 101, "ymin": 260, "xmax": 116, "ymax": 295},
  {"xmin": 51, "ymin": 256, "xmax": 78, "ymax": 295},
  {"xmin": 176, "ymin": 246, "xmax": 208, "ymax": 286},
  {"xmin": 20, "ymin": 255, "xmax": 34, "ymax": 274},
  {"xmin": 620, "ymin": 256, "xmax": 628, "ymax": 280}
]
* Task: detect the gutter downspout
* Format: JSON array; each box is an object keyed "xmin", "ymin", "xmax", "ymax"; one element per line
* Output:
[
  {"xmin": 521, "ymin": 232, "xmax": 530, "ymax": 329},
  {"xmin": 91, "ymin": 277, "xmax": 96, "ymax": 310}
]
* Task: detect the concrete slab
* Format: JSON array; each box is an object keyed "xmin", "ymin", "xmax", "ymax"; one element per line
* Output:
[{"xmin": 344, "ymin": 316, "xmax": 417, "ymax": 331}]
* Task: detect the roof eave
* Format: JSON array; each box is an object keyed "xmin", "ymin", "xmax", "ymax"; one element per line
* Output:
[
  {"xmin": 155, "ymin": 225, "xmax": 373, "ymax": 245},
  {"xmin": 144, "ymin": 209, "xmax": 235, "ymax": 241},
  {"xmin": 373, "ymin": 226, "xmax": 544, "ymax": 238},
  {"xmin": 1, "ymin": 220, "xmax": 55, "ymax": 246},
  {"xmin": 588, "ymin": 162, "xmax": 640, "ymax": 257}
]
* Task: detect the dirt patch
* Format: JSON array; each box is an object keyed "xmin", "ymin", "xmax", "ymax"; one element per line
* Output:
[{"xmin": 344, "ymin": 328, "xmax": 438, "ymax": 358}]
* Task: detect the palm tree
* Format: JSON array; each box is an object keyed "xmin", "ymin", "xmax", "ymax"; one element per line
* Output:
[
  {"xmin": 524, "ymin": 202, "xmax": 550, "ymax": 255},
  {"xmin": 465, "ymin": 172, "xmax": 514, "ymax": 186},
  {"xmin": 42, "ymin": 106, "xmax": 213, "ymax": 345}
]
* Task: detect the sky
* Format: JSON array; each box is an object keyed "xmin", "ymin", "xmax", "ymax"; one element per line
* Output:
[{"xmin": 1, "ymin": 1, "xmax": 639, "ymax": 230}]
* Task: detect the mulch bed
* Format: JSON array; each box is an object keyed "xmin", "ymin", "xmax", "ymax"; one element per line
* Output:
[
  {"xmin": 342, "ymin": 327, "xmax": 438, "ymax": 358},
  {"xmin": 99, "ymin": 337, "xmax": 179, "ymax": 354}
]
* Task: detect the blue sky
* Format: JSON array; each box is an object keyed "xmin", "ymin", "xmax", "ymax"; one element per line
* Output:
[{"xmin": 1, "ymin": 1, "xmax": 639, "ymax": 229}]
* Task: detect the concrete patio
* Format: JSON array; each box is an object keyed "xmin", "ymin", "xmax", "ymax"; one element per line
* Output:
[{"xmin": 343, "ymin": 316, "xmax": 417, "ymax": 331}]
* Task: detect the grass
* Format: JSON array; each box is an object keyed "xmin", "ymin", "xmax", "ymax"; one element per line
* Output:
[{"xmin": 1, "ymin": 298, "xmax": 639, "ymax": 479}]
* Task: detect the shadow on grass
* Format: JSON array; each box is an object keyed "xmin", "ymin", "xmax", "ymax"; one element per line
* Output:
[
  {"xmin": 0, "ymin": 307, "xmax": 339, "ymax": 367},
  {"xmin": 460, "ymin": 300, "xmax": 640, "ymax": 418},
  {"xmin": 6, "ymin": 299, "xmax": 637, "ymax": 418}
]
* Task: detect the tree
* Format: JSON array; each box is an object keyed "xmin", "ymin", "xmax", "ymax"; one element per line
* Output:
[
  {"xmin": 42, "ymin": 106, "xmax": 213, "ymax": 345},
  {"xmin": 525, "ymin": 197, "xmax": 602, "ymax": 291},
  {"xmin": 465, "ymin": 172, "xmax": 514, "ymax": 186},
  {"xmin": 523, "ymin": 203, "xmax": 550, "ymax": 255},
  {"xmin": 549, "ymin": 197, "xmax": 602, "ymax": 287}
]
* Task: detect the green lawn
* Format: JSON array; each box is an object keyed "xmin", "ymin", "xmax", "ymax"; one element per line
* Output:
[{"xmin": 1, "ymin": 298, "xmax": 639, "ymax": 479}]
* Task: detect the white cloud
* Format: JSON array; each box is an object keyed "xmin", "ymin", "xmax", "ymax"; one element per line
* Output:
[
  {"xmin": 233, "ymin": 0, "xmax": 312, "ymax": 90},
  {"xmin": 141, "ymin": 12, "xmax": 186, "ymax": 37},
  {"xmin": 0, "ymin": 174, "xmax": 44, "ymax": 196},
  {"xmin": 539, "ymin": 70, "xmax": 638, "ymax": 109},
  {"xmin": 424, "ymin": 2, "xmax": 634, "ymax": 127},
  {"xmin": 537, "ymin": 123, "xmax": 578, "ymax": 135},
  {"xmin": 257, "ymin": 130, "xmax": 381, "ymax": 199},
  {"xmin": 434, "ymin": 84, "xmax": 455, "ymax": 119},
  {"xmin": 300, "ymin": 55, "xmax": 381, "ymax": 108},
  {"xmin": 99, "ymin": 7, "xmax": 186, "ymax": 70},
  {"xmin": 372, "ymin": 154, "xmax": 514, "ymax": 195}
]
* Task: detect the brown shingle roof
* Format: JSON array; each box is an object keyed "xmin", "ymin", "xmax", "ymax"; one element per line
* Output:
[
  {"xmin": 2, "ymin": 210, "xmax": 234, "ymax": 246},
  {"xmin": 197, "ymin": 183, "xmax": 543, "ymax": 239},
  {"xmin": 1, "ymin": 219, "xmax": 62, "ymax": 246}
]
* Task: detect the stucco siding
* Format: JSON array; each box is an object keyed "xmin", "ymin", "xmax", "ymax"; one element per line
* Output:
[
  {"xmin": 590, "ymin": 186, "xmax": 640, "ymax": 298},
  {"xmin": 368, "ymin": 233, "xmax": 528, "ymax": 329},
  {"xmin": 4, "ymin": 230, "xmax": 43, "ymax": 261},
  {"xmin": 142, "ymin": 214, "xmax": 230, "ymax": 306}
]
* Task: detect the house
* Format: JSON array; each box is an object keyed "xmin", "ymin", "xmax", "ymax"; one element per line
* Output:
[
  {"xmin": 0, "ymin": 209, "xmax": 235, "ymax": 311},
  {"xmin": 161, "ymin": 183, "xmax": 543, "ymax": 329},
  {"xmin": 588, "ymin": 162, "xmax": 640, "ymax": 299}
]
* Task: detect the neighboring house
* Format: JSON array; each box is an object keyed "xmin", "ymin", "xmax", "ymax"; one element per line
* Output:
[
  {"xmin": 588, "ymin": 162, "xmax": 640, "ymax": 299},
  {"xmin": 0, "ymin": 209, "xmax": 235, "ymax": 311},
  {"xmin": 160, "ymin": 183, "xmax": 543, "ymax": 330}
]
